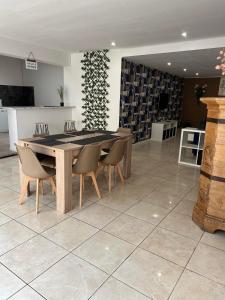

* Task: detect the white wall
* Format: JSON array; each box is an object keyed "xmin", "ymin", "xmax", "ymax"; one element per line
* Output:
[
  {"xmin": 23, "ymin": 62, "xmax": 64, "ymax": 106},
  {"xmin": 0, "ymin": 55, "xmax": 64, "ymax": 106},
  {"xmin": 0, "ymin": 36, "xmax": 70, "ymax": 66},
  {"xmin": 64, "ymin": 53, "xmax": 83, "ymax": 123},
  {"xmin": 64, "ymin": 36, "xmax": 225, "ymax": 130},
  {"xmin": 0, "ymin": 55, "xmax": 23, "ymax": 86}
]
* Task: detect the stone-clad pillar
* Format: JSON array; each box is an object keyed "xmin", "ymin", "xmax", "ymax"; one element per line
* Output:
[{"xmin": 192, "ymin": 98, "xmax": 225, "ymax": 233}]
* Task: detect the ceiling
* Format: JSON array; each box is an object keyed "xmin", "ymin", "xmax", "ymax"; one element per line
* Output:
[
  {"xmin": 0, "ymin": 0, "xmax": 225, "ymax": 52},
  {"xmin": 127, "ymin": 48, "xmax": 223, "ymax": 78}
]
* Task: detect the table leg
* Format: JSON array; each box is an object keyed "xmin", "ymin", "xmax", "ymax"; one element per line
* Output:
[
  {"xmin": 56, "ymin": 150, "xmax": 72, "ymax": 213},
  {"xmin": 123, "ymin": 136, "xmax": 132, "ymax": 179}
]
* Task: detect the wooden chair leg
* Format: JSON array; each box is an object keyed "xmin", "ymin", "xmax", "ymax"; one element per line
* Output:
[
  {"xmin": 27, "ymin": 181, "xmax": 31, "ymax": 197},
  {"xmin": 91, "ymin": 172, "xmax": 101, "ymax": 199},
  {"xmin": 36, "ymin": 179, "xmax": 40, "ymax": 214},
  {"xmin": 117, "ymin": 164, "xmax": 125, "ymax": 185},
  {"xmin": 108, "ymin": 165, "xmax": 112, "ymax": 192},
  {"xmin": 19, "ymin": 176, "xmax": 29, "ymax": 205},
  {"xmin": 82, "ymin": 176, "xmax": 85, "ymax": 191},
  {"xmin": 95, "ymin": 164, "xmax": 102, "ymax": 179},
  {"xmin": 49, "ymin": 177, "xmax": 56, "ymax": 195},
  {"xmin": 79, "ymin": 174, "xmax": 83, "ymax": 208},
  {"xmin": 39, "ymin": 180, "xmax": 44, "ymax": 195}
]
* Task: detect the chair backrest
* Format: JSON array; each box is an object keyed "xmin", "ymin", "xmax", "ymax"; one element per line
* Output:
[
  {"xmin": 16, "ymin": 145, "xmax": 49, "ymax": 179},
  {"xmin": 73, "ymin": 144, "xmax": 101, "ymax": 174},
  {"xmin": 117, "ymin": 127, "xmax": 132, "ymax": 134},
  {"xmin": 103, "ymin": 139, "xmax": 127, "ymax": 166}
]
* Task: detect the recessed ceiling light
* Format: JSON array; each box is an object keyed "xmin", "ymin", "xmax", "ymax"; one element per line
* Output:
[
  {"xmin": 111, "ymin": 41, "xmax": 116, "ymax": 46},
  {"xmin": 167, "ymin": 62, "xmax": 171, "ymax": 66},
  {"xmin": 183, "ymin": 68, "xmax": 187, "ymax": 72},
  {"xmin": 181, "ymin": 32, "xmax": 187, "ymax": 38},
  {"xmin": 196, "ymin": 72, "xmax": 199, "ymax": 76}
]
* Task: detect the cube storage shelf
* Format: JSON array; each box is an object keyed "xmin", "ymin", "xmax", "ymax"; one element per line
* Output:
[
  {"xmin": 119, "ymin": 59, "xmax": 183, "ymax": 143},
  {"xmin": 151, "ymin": 120, "xmax": 178, "ymax": 142},
  {"xmin": 178, "ymin": 128, "xmax": 205, "ymax": 167}
]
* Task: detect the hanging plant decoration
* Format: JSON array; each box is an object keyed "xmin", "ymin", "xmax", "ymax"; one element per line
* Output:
[
  {"xmin": 194, "ymin": 84, "xmax": 207, "ymax": 103},
  {"xmin": 81, "ymin": 49, "xmax": 110, "ymax": 129}
]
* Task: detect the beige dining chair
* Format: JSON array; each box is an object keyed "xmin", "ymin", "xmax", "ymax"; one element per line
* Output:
[
  {"xmin": 102, "ymin": 127, "xmax": 131, "ymax": 154},
  {"xmin": 72, "ymin": 144, "xmax": 101, "ymax": 207},
  {"xmin": 16, "ymin": 145, "xmax": 56, "ymax": 213},
  {"xmin": 98, "ymin": 139, "xmax": 127, "ymax": 192}
]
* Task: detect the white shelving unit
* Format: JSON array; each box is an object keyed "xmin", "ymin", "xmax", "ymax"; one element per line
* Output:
[
  {"xmin": 151, "ymin": 120, "xmax": 178, "ymax": 142},
  {"xmin": 178, "ymin": 127, "xmax": 205, "ymax": 167}
]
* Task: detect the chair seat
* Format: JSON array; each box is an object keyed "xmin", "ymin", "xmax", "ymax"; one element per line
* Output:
[
  {"xmin": 43, "ymin": 166, "xmax": 56, "ymax": 177},
  {"xmin": 102, "ymin": 148, "xmax": 110, "ymax": 154},
  {"xmin": 39, "ymin": 155, "xmax": 56, "ymax": 169},
  {"xmin": 100, "ymin": 154, "xmax": 108, "ymax": 162}
]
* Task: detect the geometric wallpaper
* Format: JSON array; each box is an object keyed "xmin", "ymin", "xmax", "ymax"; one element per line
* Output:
[{"xmin": 120, "ymin": 58, "xmax": 183, "ymax": 143}]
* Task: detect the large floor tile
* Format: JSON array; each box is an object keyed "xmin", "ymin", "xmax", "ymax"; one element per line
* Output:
[
  {"xmin": 0, "ymin": 175, "xmax": 20, "ymax": 188},
  {"xmin": 0, "ymin": 187, "xmax": 19, "ymax": 206},
  {"xmin": 126, "ymin": 201, "xmax": 170, "ymax": 225},
  {"xmin": 0, "ymin": 211, "xmax": 11, "ymax": 226},
  {"xmin": 114, "ymin": 248, "xmax": 183, "ymax": 300},
  {"xmin": 142, "ymin": 190, "xmax": 182, "ymax": 210},
  {"xmin": 74, "ymin": 231, "xmax": 135, "ymax": 274},
  {"xmin": 201, "ymin": 231, "xmax": 225, "ymax": 252},
  {"xmin": 74, "ymin": 204, "xmax": 120, "ymax": 229},
  {"xmin": 104, "ymin": 214, "xmax": 155, "ymax": 245},
  {"xmin": 0, "ymin": 235, "xmax": 67, "ymax": 282},
  {"xmin": 31, "ymin": 254, "xmax": 108, "ymax": 300},
  {"xmin": 170, "ymin": 270, "xmax": 225, "ymax": 300},
  {"xmin": 9, "ymin": 286, "xmax": 45, "ymax": 300},
  {"xmin": 159, "ymin": 212, "xmax": 203, "ymax": 241},
  {"xmin": 17, "ymin": 206, "xmax": 68, "ymax": 233},
  {"xmin": 99, "ymin": 192, "xmax": 139, "ymax": 212},
  {"xmin": 0, "ymin": 199, "xmax": 43, "ymax": 219},
  {"xmin": 0, "ymin": 220, "xmax": 36, "ymax": 255},
  {"xmin": 90, "ymin": 277, "xmax": 150, "ymax": 300},
  {"xmin": 0, "ymin": 264, "xmax": 25, "ymax": 300},
  {"xmin": 140, "ymin": 227, "xmax": 197, "ymax": 267},
  {"xmin": 173, "ymin": 199, "xmax": 195, "ymax": 216},
  {"xmin": 42, "ymin": 218, "xmax": 98, "ymax": 251},
  {"xmin": 187, "ymin": 243, "xmax": 225, "ymax": 285}
]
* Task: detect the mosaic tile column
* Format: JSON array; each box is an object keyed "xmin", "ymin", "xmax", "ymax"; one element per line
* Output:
[{"xmin": 193, "ymin": 97, "xmax": 225, "ymax": 233}]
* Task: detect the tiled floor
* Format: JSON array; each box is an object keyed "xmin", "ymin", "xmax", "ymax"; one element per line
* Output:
[{"xmin": 0, "ymin": 137, "xmax": 225, "ymax": 299}]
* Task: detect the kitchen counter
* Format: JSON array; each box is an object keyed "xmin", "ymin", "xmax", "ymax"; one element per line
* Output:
[{"xmin": 7, "ymin": 106, "xmax": 76, "ymax": 151}]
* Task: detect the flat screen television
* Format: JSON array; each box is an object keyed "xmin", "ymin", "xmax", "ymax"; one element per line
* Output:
[
  {"xmin": 0, "ymin": 85, "xmax": 34, "ymax": 106},
  {"xmin": 159, "ymin": 93, "xmax": 169, "ymax": 110}
]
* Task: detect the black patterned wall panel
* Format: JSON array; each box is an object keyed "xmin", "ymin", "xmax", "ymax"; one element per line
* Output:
[{"xmin": 120, "ymin": 58, "xmax": 183, "ymax": 143}]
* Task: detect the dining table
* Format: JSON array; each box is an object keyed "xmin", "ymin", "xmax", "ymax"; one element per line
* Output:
[{"xmin": 18, "ymin": 130, "xmax": 133, "ymax": 213}]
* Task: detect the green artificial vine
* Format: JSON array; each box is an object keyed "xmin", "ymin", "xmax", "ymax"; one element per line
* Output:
[{"xmin": 81, "ymin": 49, "xmax": 110, "ymax": 129}]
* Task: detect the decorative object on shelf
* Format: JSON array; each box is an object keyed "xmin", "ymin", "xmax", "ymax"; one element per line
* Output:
[
  {"xmin": 57, "ymin": 86, "xmax": 64, "ymax": 106},
  {"xmin": 34, "ymin": 122, "xmax": 49, "ymax": 137},
  {"xmin": 25, "ymin": 52, "xmax": 38, "ymax": 70},
  {"xmin": 120, "ymin": 58, "xmax": 183, "ymax": 143},
  {"xmin": 194, "ymin": 84, "xmax": 207, "ymax": 102},
  {"xmin": 192, "ymin": 98, "xmax": 225, "ymax": 233},
  {"xmin": 81, "ymin": 49, "xmax": 110, "ymax": 130},
  {"xmin": 64, "ymin": 120, "xmax": 76, "ymax": 133},
  {"xmin": 215, "ymin": 49, "xmax": 225, "ymax": 75}
]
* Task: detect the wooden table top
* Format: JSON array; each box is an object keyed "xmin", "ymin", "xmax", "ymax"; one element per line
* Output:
[{"xmin": 20, "ymin": 130, "xmax": 132, "ymax": 152}]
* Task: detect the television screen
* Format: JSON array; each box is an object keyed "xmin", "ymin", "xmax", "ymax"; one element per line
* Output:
[
  {"xmin": 0, "ymin": 85, "xmax": 34, "ymax": 106},
  {"xmin": 159, "ymin": 93, "xmax": 169, "ymax": 110}
]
